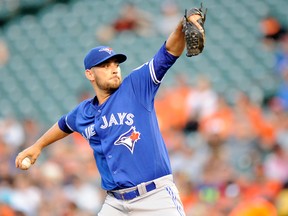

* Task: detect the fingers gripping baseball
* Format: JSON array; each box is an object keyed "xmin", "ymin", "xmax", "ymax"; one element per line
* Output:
[
  {"xmin": 16, "ymin": 153, "xmax": 35, "ymax": 170},
  {"xmin": 15, "ymin": 147, "xmax": 41, "ymax": 170}
]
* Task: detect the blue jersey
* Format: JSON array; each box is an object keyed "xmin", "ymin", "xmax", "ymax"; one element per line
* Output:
[{"xmin": 58, "ymin": 43, "xmax": 179, "ymax": 190}]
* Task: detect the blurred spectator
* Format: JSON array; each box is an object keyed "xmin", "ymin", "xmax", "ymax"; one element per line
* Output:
[
  {"xmin": 270, "ymin": 32, "xmax": 288, "ymax": 122},
  {"xmin": 232, "ymin": 91, "xmax": 276, "ymax": 150},
  {"xmin": 0, "ymin": 139, "xmax": 14, "ymax": 180},
  {"xmin": 200, "ymin": 132, "xmax": 234, "ymax": 186},
  {"xmin": 156, "ymin": 0, "xmax": 182, "ymax": 36},
  {"xmin": 185, "ymin": 75, "xmax": 218, "ymax": 132},
  {"xmin": 169, "ymin": 131, "xmax": 203, "ymax": 182},
  {"xmin": 237, "ymin": 163, "xmax": 282, "ymax": 203},
  {"xmin": 275, "ymin": 182, "xmax": 288, "ymax": 216},
  {"xmin": 232, "ymin": 92, "xmax": 263, "ymax": 137},
  {"xmin": 63, "ymin": 174, "xmax": 102, "ymax": 213},
  {"xmin": 155, "ymin": 74, "xmax": 191, "ymax": 134},
  {"xmin": 0, "ymin": 39, "xmax": 9, "ymax": 66},
  {"xmin": 0, "ymin": 176, "xmax": 14, "ymax": 207},
  {"xmin": 173, "ymin": 171, "xmax": 197, "ymax": 214},
  {"xmin": 224, "ymin": 133, "xmax": 260, "ymax": 180},
  {"xmin": 259, "ymin": 15, "xmax": 287, "ymax": 50},
  {"xmin": 200, "ymin": 96, "xmax": 234, "ymax": 140},
  {"xmin": 275, "ymin": 112, "xmax": 288, "ymax": 152},
  {"xmin": 154, "ymin": 86, "xmax": 172, "ymax": 134},
  {"xmin": 274, "ymin": 34, "xmax": 288, "ymax": 78},
  {"xmin": 77, "ymin": 89, "xmax": 93, "ymax": 103},
  {"xmin": 0, "ymin": 117, "xmax": 25, "ymax": 150},
  {"xmin": 22, "ymin": 118, "xmax": 43, "ymax": 149},
  {"xmin": 263, "ymin": 144, "xmax": 288, "ymax": 183},
  {"xmin": 274, "ymin": 69, "xmax": 288, "ymax": 112},
  {"xmin": 229, "ymin": 196, "xmax": 278, "ymax": 216},
  {"xmin": 96, "ymin": 2, "xmax": 153, "ymax": 43},
  {"xmin": 10, "ymin": 174, "xmax": 42, "ymax": 216}
]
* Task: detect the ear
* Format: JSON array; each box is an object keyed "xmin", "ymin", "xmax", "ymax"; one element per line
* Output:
[{"xmin": 85, "ymin": 69, "xmax": 95, "ymax": 81}]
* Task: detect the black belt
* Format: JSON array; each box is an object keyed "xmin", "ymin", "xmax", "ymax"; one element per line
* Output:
[{"xmin": 109, "ymin": 182, "xmax": 156, "ymax": 201}]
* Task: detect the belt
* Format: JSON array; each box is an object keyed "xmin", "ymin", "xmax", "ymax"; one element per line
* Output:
[{"xmin": 109, "ymin": 182, "xmax": 156, "ymax": 201}]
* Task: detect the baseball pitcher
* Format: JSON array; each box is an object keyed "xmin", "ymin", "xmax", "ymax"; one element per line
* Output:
[{"xmin": 15, "ymin": 4, "xmax": 207, "ymax": 216}]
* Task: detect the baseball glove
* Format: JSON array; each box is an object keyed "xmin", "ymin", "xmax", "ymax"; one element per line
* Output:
[{"xmin": 183, "ymin": 3, "xmax": 207, "ymax": 57}]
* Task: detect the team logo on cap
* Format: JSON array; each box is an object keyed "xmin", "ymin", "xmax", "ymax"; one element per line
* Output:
[
  {"xmin": 99, "ymin": 47, "xmax": 113, "ymax": 55},
  {"xmin": 114, "ymin": 126, "xmax": 140, "ymax": 153}
]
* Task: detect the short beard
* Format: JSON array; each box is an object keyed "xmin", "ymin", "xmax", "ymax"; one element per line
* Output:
[{"xmin": 95, "ymin": 79, "xmax": 121, "ymax": 94}]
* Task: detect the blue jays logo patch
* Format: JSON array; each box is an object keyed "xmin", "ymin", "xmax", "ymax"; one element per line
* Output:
[
  {"xmin": 99, "ymin": 47, "xmax": 113, "ymax": 55},
  {"xmin": 114, "ymin": 126, "xmax": 140, "ymax": 153}
]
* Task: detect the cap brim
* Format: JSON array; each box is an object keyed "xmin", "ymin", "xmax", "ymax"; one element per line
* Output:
[{"xmin": 93, "ymin": 54, "xmax": 127, "ymax": 67}]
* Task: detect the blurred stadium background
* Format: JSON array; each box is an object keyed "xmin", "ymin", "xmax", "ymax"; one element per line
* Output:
[
  {"xmin": 1, "ymin": 0, "xmax": 288, "ymax": 215},
  {"xmin": 0, "ymin": 0, "xmax": 287, "ymax": 125}
]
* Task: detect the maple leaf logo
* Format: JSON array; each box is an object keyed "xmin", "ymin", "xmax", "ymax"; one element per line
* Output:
[{"xmin": 130, "ymin": 131, "xmax": 140, "ymax": 141}]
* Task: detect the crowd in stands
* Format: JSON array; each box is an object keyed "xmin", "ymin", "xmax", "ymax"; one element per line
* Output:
[
  {"xmin": 96, "ymin": 2, "xmax": 154, "ymax": 44},
  {"xmin": 96, "ymin": 0, "xmax": 183, "ymax": 43}
]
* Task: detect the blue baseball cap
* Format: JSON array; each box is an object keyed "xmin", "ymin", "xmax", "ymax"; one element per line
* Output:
[{"xmin": 84, "ymin": 46, "xmax": 127, "ymax": 70}]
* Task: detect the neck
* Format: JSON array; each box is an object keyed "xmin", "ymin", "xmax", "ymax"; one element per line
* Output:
[
  {"xmin": 94, "ymin": 89, "xmax": 114, "ymax": 105},
  {"xmin": 97, "ymin": 94, "xmax": 110, "ymax": 105},
  {"xmin": 92, "ymin": 82, "xmax": 118, "ymax": 105}
]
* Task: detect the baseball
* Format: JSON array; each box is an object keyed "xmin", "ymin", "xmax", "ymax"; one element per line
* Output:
[{"xmin": 21, "ymin": 157, "xmax": 32, "ymax": 169}]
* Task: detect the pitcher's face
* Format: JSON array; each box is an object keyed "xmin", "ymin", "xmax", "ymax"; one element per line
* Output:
[{"xmin": 90, "ymin": 58, "xmax": 122, "ymax": 93}]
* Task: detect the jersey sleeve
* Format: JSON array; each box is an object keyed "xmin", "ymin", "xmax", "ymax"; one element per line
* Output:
[
  {"xmin": 58, "ymin": 115, "xmax": 73, "ymax": 134},
  {"xmin": 152, "ymin": 41, "xmax": 179, "ymax": 82},
  {"xmin": 127, "ymin": 42, "xmax": 179, "ymax": 109}
]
